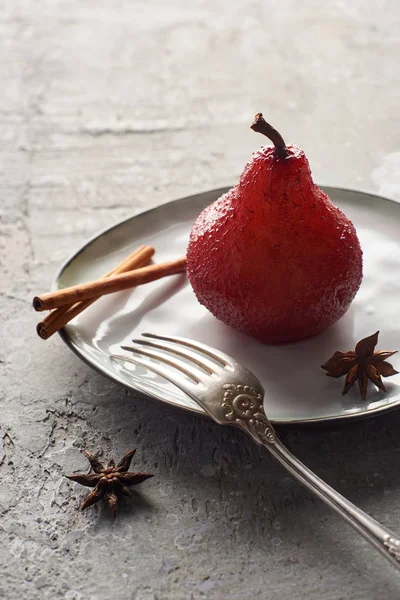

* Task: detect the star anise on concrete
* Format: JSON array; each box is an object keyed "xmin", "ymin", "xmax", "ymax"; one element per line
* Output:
[
  {"xmin": 66, "ymin": 449, "xmax": 153, "ymax": 518},
  {"xmin": 321, "ymin": 331, "xmax": 398, "ymax": 400}
]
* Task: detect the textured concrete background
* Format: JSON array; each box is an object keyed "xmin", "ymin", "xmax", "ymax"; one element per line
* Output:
[{"xmin": 1, "ymin": 1, "xmax": 400, "ymax": 599}]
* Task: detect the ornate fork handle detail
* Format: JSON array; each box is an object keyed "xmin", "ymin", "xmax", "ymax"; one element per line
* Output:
[
  {"xmin": 222, "ymin": 383, "xmax": 277, "ymax": 444},
  {"xmin": 222, "ymin": 382, "xmax": 400, "ymax": 569}
]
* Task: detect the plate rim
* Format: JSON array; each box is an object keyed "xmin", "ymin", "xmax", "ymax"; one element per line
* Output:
[{"xmin": 55, "ymin": 185, "xmax": 400, "ymax": 426}]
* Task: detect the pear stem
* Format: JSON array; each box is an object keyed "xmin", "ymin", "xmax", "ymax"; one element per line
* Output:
[{"xmin": 251, "ymin": 113, "xmax": 288, "ymax": 159}]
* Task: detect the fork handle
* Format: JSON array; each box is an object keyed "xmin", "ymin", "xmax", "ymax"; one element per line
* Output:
[{"xmin": 259, "ymin": 436, "xmax": 400, "ymax": 570}]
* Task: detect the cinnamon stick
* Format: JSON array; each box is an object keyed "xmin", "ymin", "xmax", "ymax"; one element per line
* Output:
[
  {"xmin": 36, "ymin": 245, "xmax": 155, "ymax": 339},
  {"xmin": 33, "ymin": 257, "xmax": 187, "ymax": 312}
]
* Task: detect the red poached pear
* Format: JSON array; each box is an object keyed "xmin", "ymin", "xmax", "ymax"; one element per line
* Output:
[{"xmin": 186, "ymin": 114, "xmax": 363, "ymax": 344}]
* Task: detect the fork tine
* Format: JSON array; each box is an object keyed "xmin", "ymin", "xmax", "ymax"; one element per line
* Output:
[
  {"xmin": 130, "ymin": 338, "xmax": 220, "ymax": 375},
  {"xmin": 111, "ymin": 354, "xmax": 200, "ymax": 398},
  {"xmin": 120, "ymin": 344, "xmax": 208, "ymax": 384},
  {"xmin": 141, "ymin": 333, "xmax": 233, "ymax": 368}
]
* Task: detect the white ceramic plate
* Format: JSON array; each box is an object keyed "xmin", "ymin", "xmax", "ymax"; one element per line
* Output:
[{"xmin": 56, "ymin": 186, "xmax": 400, "ymax": 424}]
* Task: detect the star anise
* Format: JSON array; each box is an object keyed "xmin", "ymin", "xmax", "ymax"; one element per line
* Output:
[
  {"xmin": 321, "ymin": 331, "xmax": 398, "ymax": 400},
  {"xmin": 66, "ymin": 449, "xmax": 153, "ymax": 518}
]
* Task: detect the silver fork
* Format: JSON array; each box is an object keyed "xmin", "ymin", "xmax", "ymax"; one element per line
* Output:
[{"xmin": 112, "ymin": 332, "xmax": 400, "ymax": 571}]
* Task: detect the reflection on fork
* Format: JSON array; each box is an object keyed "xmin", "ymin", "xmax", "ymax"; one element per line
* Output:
[{"xmin": 112, "ymin": 332, "xmax": 400, "ymax": 571}]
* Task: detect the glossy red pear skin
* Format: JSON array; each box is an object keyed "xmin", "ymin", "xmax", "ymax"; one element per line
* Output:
[{"xmin": 187, "ymin": 145, "xmax": 363, "ymax": 344}]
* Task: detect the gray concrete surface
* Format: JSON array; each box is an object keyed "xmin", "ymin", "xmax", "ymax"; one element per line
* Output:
[{"xmin": 1, "ymin": 1, "xmax": 400, "ymax": 598}]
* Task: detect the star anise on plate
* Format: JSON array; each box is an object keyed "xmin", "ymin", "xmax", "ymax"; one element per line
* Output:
[
  {"xmin": 66, "ymin": 449, "xmax": 153, "ymax": 519},
  {"xmin": 321, "ymin": 331, "xmax": 398, "ymax": 400}
]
